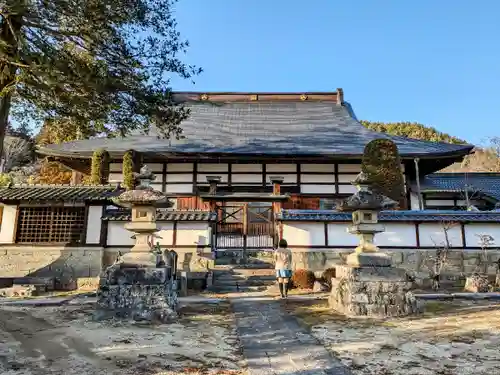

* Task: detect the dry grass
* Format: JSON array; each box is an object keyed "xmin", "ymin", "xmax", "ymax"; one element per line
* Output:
[{"xmin": 286, "ymin": 298, "xmax": 500, "ymax": 375}]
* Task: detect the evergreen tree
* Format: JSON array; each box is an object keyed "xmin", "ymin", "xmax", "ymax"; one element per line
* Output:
[{"xmin": 0, "ymin": 0, "xmax": 200, "ymax": 158}]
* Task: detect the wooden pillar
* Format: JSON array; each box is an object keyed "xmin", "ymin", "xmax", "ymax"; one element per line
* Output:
[
  {"xmin": 206, "ymin": 176, "xmax": 221, "ymax": 211},
  {"xmin": 270, "ymin": 176, "xmax": 284, "ymax": 243},
  {"xmin": 71, "ymin": 171, "xmax": 83, "ymax": 185}
]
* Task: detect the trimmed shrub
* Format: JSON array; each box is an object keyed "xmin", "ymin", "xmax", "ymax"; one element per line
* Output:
[
  {"xmin": 291, "ymin": 269, "xmax": 315, "ymax": 289},
  {"xmin": 0, "ymin": 173, "xmax": 13, "ymax": 187},
  {"xmin": 90, "ymin": 149, "xmax": 110, "ymax": 185},
  {"xmin": 123, "ymin": 150, "xmax": 135, "ymax": 190},
  {"xmin": 321, "ymin": 268, "xmax": 336, "ymax": 288},
  {"xmin": 361, "ymin": 138, "xmax": 406, "ymax": 209}
]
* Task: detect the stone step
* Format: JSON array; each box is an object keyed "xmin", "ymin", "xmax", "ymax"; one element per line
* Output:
[
  {"xmin": 206, "ymin": 284, "xmax": 268, "ymax": 293},
  {"xmin": 214, "ymin": 278, "xmax": 275, "ymax": 288},
  {"xmin": 215, "ymin": 275, "xmax": 276, "ymax": 283}
]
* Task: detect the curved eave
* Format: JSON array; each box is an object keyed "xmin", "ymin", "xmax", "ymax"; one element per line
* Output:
[{"xmin": 36, "ymin": 145, "xmax": 474, "ymax": 160}]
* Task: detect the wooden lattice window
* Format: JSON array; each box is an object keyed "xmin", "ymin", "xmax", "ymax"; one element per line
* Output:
[{"xmin": 15, "ymin": 207, "xmax": 86, "ymax": 244}]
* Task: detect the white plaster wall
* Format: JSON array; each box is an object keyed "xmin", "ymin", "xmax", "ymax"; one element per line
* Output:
[
  {"xmin": 108, "ymin": 173, "xmax": 123, "ymax": 183},
  {"xmin": 197, "ymin": 173, "xmax": 228, "ymax": 183},
  {"xmin": 338, "ymin": 164, "xmax": 361, "ymax": 172},
  {"xmin": 85, "ymin": 206, "xmax": 102, "ymax": 244},
  {"xmin": 419, "ymin": 223, "xmax": 464, "ymax": 247},
  {"xmin": 464, "ymin": 223, "xmax": 500, "ymax": 248},
  {"xmin": 338, "ymin": 174, "xmax": 356, "ymax": 183},
  {"xmin": 300, "ymin": 164, "xmax": 335, "ymax": 173},
  {"xmin": 266, "ymin": 164, "xmax": 297, "ymax": 173},
  {"xmin": 338, "ymin": 184, "xmax": 357, "ymax": 194},
  {"xmin": 327, "ymin": 223, "xmax": 358, "ymax": 246},
  {"xmin": 148, "ymin": 163, "xmax": 165, "ymax": 172},
  {"xmin": 300, "ymin": 174, "xmax": 335, "ymax": 183},
  {"xmin": 0, "ymin": 205, "xmax": 17, "ymax": 244},
  {"xmin": 410, "ymin": 193, "xmax": 420, "ymax": 210},
  {"xmin": 165, "ymin": 174, "xmax": 193, "ymax": 183},
  {"xmin": 165, "ymin": 184, "xmax": 193, "ymax": 194},
  {"xmin": 156, "ymin": 222, "xmax": 174, "ymax": 246},
  {"xmin": 109, "ymin": 163, "xmax": 122, "ymax": 171},
  {"xmin": 107, "ymin": 222, "xmax": 135, "ymax": 246},
  {"xmin": 166, "ymin": 163, "xmax": 194, "ymax": 172},
  {"xmin": 282, "ymin": 223, "xmax": 325, "ymax": 246},
  {"xmin": 300, "ymin": 185, "xmax": 335, "ymax": 194},
  {"xmin": 375, "ymin": 223, "xmax": 417, "ymax": 247},
  {"xmin": 231, "ymin": 164, "xmax": 262, "ymax": 172},
  {"xmin": 426, "ymin": 199, "xmax": 454, "ymax": 206},
  {"xmin": 231, "ymin": 174, "xmax": 263, "ymax": 184},
  {"xmin": 176, "ymin": 223, "xmax": 211, "ymax": 246},
  {"xmin": 197, "ymin": 163, "xmax": 228, "ymax": 172}
]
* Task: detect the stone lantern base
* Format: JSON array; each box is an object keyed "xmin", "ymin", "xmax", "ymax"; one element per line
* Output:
[
  {"xmin": 95, "ymin": 263, "xmax": 177, "ymax": 323},
  {"xmin": 329, "ymin": 261, "xmax": 420, "ymax": 317}
]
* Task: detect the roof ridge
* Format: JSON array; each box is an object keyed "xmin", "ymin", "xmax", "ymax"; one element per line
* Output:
[{"xmin": 10, "ymin": 184, "xmax": 119, "ymax": 188}]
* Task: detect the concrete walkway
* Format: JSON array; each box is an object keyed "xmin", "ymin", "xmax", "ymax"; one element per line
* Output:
[{"xmin": 231, "ymin": 295, "xmax": 352, "ymax": 375}]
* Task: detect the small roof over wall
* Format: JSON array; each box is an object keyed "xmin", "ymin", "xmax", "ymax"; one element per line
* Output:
[
  {"xmin": 278, "ymin": 209, "xmax": 500, "ymax": 222},
  {"xmin": 103, "ymin": 209, "xmax": 216, "ymax": 222},
  {"xmin": 0, "ymin": 185, "xmax": 123, "ymax": 203},
  {"xmin": 416, "ymin": 173, "xmax": 500, "ymax": 202}
]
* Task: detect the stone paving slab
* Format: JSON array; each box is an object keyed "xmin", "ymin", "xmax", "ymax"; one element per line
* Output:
[
  {"xmin": 0, "ymin": 296, "xmax": 73, "ymax": 306},
  {"xmin": 232, "ymin": 297, "xmax": 352, "ymax": 375}
]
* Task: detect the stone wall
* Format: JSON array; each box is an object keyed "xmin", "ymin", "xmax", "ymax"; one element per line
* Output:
[
  {"xmin": 291, "ymin": 248, "xmax": 500, "ymax": 285},
  {"xmin": 102, "ymin": 248, "xmax": 213, "ymax": 273},
  {"xmin": 0, "ymin": 246, "xmax": 103, "ymax": 279}
]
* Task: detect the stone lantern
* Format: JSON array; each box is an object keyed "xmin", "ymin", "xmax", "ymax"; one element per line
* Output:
[
  {"xmin": 330, "ymin": 172, "xmax": 420, "ymax": 317},
  {"xmin": 338, "ymin": 172, "xmax": 397, "ymax": 267},
  {"xmin": 95, "ymin": 165, "xmax": 177, "ymax": 323},
  {"xmin": 113, "ymin": 165, "xmax": 169, "ymax": 266}
]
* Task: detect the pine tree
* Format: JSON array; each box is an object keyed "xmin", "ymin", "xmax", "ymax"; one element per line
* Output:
[{"xmin": 0, "ymin": 0, "xmax": 200, "ymax": 158}]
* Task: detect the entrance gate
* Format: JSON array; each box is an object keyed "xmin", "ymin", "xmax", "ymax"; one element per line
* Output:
[{"xmin": 214, "ymin": 202, "xmax": 276, "ymax": 252}]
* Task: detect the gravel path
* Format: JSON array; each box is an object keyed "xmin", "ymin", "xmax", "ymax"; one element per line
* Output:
[{"xmin": 231, "ymin": 296, "xmax": 352, "ymax": 375}]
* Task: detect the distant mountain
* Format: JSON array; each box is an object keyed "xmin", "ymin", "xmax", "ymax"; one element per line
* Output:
[
  {"xmin": 360, "ymin": 121, "xmax": 466, "ymax": 145},
  {"xmin": 360, "ymin": 121, "xmax": 499, "ymax": 173}
]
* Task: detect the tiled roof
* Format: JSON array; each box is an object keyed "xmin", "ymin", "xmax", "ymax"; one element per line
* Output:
[
  {"xmin": 278, "ymin": 209, "xmax": 500, "ymax": 222},
  {"xmin": 0, "ymin": 185, "xmax": 122, "ymax": 202},
  {"xmin": 37, "ymin": 96, "xmax": 473, "ymax": 159},
  {"xmin": 418, "ymin": 173, "xmax": 500, "ymax": 201},
  {"xmin": 103, "ymin": 209, "xmax": 216, "ymax": 222}
]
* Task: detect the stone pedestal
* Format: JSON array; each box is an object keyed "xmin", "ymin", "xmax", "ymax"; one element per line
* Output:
[
  {"xmin": 95, "ymin": 264, "xmax": 177, "ymax": 322},
  {"xmin": 329, "ymin": 262, "xmax": 420, "ymax": 317}
]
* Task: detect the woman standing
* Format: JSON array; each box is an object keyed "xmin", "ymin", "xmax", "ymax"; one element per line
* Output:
[{"xmin": 274, "ymin": 238, "xmax": 293, "ymax": 299}]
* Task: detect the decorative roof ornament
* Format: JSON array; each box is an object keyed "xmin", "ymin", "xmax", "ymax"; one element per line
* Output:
[
  {"xmin": 200, "ymin": 94, "xmax": 209, "ymax": 100},
  {"xmin": 300, "ymin": 94, "xmax": 308, "ymax": 101},
  {"xmin": 337, "ymin": 172, "xmax": 398, "ymax": 212}
]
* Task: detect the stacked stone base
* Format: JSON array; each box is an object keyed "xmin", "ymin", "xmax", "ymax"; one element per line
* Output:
[
  {"xmin": 95, "ymin": 264, "xmax": 177, "ymax": 323},
  {"xmin": 329, "ymin": 264, "xmax": 420, "ymax": 317}
]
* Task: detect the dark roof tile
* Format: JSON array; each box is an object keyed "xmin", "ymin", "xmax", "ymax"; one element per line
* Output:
[
  {"xmin": 278, "ymin": 209, "xmax": 500, "ymax": 222},
  {"xmin": 0, "ymin": 185, "xmax": 122, "ymax": 202},
  {"xmin": 103, "ymin": 209, "xmax": 216, "ymax": 222},
  {"xmin": 38, "ymin": 100, "xmax": 473, "ymax": 158},
  {"xmin": 418, "ymin": 173, "xmax": 500, "ymax": 201}
]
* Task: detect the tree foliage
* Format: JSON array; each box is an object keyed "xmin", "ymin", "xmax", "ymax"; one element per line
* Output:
[
  {"xmin": 122, "ymin": 150, "xmax": 135, "ymax": 190},
  {"xmin": 32, "ymin": 160, "xmax": 72, "ymax": 184},
  {"xmin": 90, "ymin": 149, "xmax": 109, "ymax": 185},
  {"xmin": 0, "ymin": 0, "xmax": 200, "ymax": 159},
  {"xmin": 360, "ymin": 121, "xmax": 466, "ymax": 144},
  {"xmin": 361, "ymin": 139, "xmax": 406, "ymax": 209}
]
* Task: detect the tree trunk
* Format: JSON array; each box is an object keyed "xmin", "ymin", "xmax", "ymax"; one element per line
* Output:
[{"xmin": 0, "ymin": 12, "xmax": 24, "ymax": 162}]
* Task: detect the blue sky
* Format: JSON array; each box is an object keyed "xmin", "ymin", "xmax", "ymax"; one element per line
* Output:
[{"xmin": 171, "ymin": 0, "xmax": 500, "ymax": 146}]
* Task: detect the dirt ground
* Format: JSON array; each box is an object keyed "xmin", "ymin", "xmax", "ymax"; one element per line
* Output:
[
  {"xmin": 286, "ymin": 299, "xmax": 500, "ymax": 375},
  {"xmin": 0, "ymin": 300, "xmax": 246, "ymax": 375}
]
